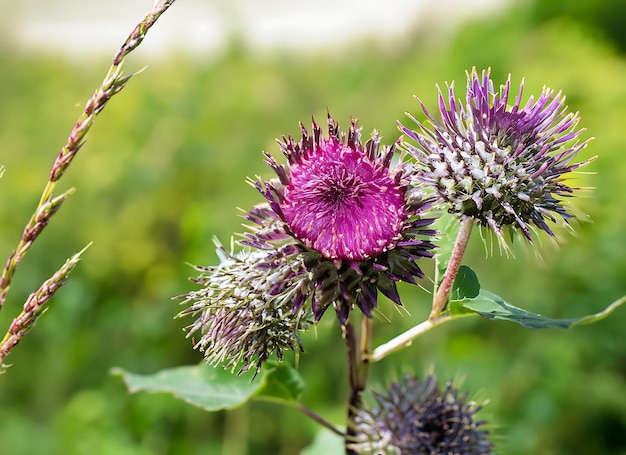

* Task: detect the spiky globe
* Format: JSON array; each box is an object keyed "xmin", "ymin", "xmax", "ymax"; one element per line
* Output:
[
  {"xmin": 401, "ymin": 68, "xmax": 593, "ymax": 242},
  {"xmin": 348, "ymin": 375, "xmax": 493, "ymax": 455},
  {"xmin": 246, "ymin": 115, "xmax": 436, "ymax": 325},
  {"xmin": 178, "ymin": 241, "xmax": 311, "ymax": 374}
]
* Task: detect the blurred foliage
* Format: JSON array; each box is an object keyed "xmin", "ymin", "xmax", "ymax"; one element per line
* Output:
[
  {"xmin": 529, "ymin": 0, "xmax": 626, "ymax": 54},
  {"xmin": 1, "ymin": 1, "xmax": 626, "ymax": 454}
]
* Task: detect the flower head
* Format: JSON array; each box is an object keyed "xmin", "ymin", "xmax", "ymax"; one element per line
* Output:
[
  {"xmin": 178, "ymin": 241, "xmax": 311, "ymax": 374},
  {"xmin": 348, "ymin": 375, "xmax": 493, "ymax": 455},
  {"xmin": 401, "ymin": 68, "xmax": 593, "ymax": 242},
  {"xmin": 247, "ymin": 115, "xmax": 436, "ymax": 325}
]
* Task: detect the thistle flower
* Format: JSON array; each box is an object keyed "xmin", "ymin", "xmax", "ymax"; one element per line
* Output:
[
  {"xmin": 401, "ymin": 68, "xmax": 593, "ymax": 243},
  {"xmin": 247, "ymin": 115, "xmax": 436, "ymax": 325},
  {"xmin": 178, "ymin": 242, "xmax": 311, "ymax": 374},
  {"xmin": 348, "ymin": 375, "xmax": 493, "ymax": 455}
]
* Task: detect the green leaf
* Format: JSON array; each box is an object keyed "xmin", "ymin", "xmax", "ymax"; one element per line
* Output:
[
  {"xmin": 447, "ymin": 264, "xmax": 481, "ymax": 317},
  {"xmin": 451, "ymin": 265, "xmax": 480, "ymax": 300},
  {"xmin": 253, "ymin": 361, "xmax": 305, "ymax": 404},
  {"xmin": 461, "ymin": 290, "xmax": 572, "ymax": 328},
  {"xmin": 111, "ymin": 361, "xmax": 304, "ymax": 412},
  {"xmin": 460, "ymin": 290, "xmax": 626, "ymax": 329},
  {"xmin": 448, "ymin": 299, "xmax": 478, "ymax": 317}
]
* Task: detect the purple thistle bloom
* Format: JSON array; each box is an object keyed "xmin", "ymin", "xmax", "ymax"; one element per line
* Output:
[
  {"xmin": 247, "ymin": 115, "xmax": 436, "ymax": 325},
  {"xmin": 400, "ymin": 68, "xmax": 593, "ymax": 243},
  {"xmin": 281, "ymin": 131, "xmax": 406, "ymax": 261}
]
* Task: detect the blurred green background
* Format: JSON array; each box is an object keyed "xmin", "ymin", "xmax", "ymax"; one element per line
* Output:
[{"xmin": 1, "ymin": 0, "xmax": 626, "ymax": 454}]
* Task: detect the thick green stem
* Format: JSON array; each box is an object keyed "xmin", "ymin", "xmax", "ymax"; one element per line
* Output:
[
  {"xmin": 345, "ymin": 322, "xmax": 360, "ymax": 455},
  {"xmin": 430, "ymin": 217, "xmax": 474, "ymax": 319},
  {"xmin": 359, "ymin": 316, "xmax": 372, "ymax": 382},
  {"xmin": 344, "ymin": 317, "xmax": 373, "ymax": 454}
]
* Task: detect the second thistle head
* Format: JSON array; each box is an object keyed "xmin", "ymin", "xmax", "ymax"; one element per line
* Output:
[{"xmin": 401, "ymin": 68, "xmax": 593, "ymax": 244}]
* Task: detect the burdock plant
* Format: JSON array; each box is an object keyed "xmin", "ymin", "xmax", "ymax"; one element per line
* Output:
[
  {"xmin": 13, "ymin": 0, "xmax": 619, "ymax": 452},
  {"xmin": 113, "ymin": 66, "xmax": 626, "ymax": 454},
  {"xmin": 177, "ymin": 114, "xmax": 436, "ymax": 396}
]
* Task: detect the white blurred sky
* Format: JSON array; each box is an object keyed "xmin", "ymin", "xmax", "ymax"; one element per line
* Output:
[{"xmin": 4, "ymin": 0, "xmax": 513, "ymax": 57}]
